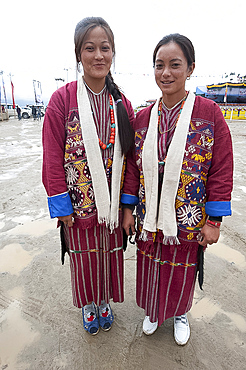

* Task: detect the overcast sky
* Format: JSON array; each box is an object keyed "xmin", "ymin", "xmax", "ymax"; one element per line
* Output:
[{"xmin": 1, "ymin": 0, "xmax": 245, "ymax": 107}]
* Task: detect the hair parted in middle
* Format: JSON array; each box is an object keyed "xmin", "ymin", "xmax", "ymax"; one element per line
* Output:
[
  {"xmin": 74, "ymin": 17, "xmax": 115, "ymax": 67},
  {"xmin": 74, "ymin": 17, "xmax": 134, "ymax": 156},
  {"xmin": 153, "ymin": 33, "xmax": 195, "ymax": 68}
]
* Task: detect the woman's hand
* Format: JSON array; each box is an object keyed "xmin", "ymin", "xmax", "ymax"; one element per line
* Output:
[
  {"xmin": 198, "ymin": 223, "xmax": 220, "ymax": 247},
  {"xmin": 122, "ymin": 208, "xmax": 136, "ymax": 236},
  {"xmin": 58, "ymin": 214, "xmax": 75, "ymax": 227}
]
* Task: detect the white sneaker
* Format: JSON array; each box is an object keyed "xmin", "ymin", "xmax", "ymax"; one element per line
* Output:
[
  {"xmin": 174, "ymin": 313, "xmax": 190, "ymax": 345},
  {"xmin": 143, "ymin": 316, "xmax": 158, "ymax": 335}
]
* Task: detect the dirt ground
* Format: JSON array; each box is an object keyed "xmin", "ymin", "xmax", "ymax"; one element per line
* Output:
[{"xmin": 0, "ymin": 117, "xmax": 245, "ymax": 370}]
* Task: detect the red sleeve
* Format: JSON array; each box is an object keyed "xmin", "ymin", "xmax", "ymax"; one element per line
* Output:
[
  {"xmin": 42, "ymin": 90, "xmax": 68, "ymax": 197},
  {"xmin": 122, "ymin": 109, "xmax": 144, "ymax": 200},
  {"xmin": 206, "ymin": 103, "xmax": 233, "ymax": 202},
  {"xmin": 122, "ymin": 142, "xmax": 140, "ymax": 199},
  {"xmin": 122, "ymin": 94, "xmax": 135, "ymax": 127}
]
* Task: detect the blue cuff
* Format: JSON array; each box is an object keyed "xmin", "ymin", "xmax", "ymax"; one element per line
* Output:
[
  {"xmin": 205, "ymin": 201, "xmax": 232, "ymax": 217},
  {"xmin": 47, "ymin": 192, "xmax": 74, "ymax": 218},
  {"xmin": 121, "ymin": 193, "xmax": 139, "ymax": 205}
]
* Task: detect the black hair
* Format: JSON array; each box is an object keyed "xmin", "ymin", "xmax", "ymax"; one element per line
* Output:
[
  {"xmin": 74, "ymin": 17, "xmax": 134, "ymax": 156},
  {"xmin": 105, "ymin": 72, "xmax": 134, "ymax": 155},
  {"xmin": 153, "ymin": 33, "xmax": 195, "ymax": 68},
  {"xmin": 74, "ymin": 17, "xmax": 115, "ymax": 66}
]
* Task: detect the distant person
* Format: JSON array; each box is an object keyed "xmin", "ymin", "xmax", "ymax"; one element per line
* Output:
[
  {"xmin": 42, "ymin": 17, "xmax": 134, "ymax": 335},
  {"xmin": 17, "ymin": 106, "xmax": 22, "ymax": 120},
  {"xmin": 32, "ymin": 106, "xmax": 37, "ymax": 120},
  {"xmin": 37, "ymin": 107, "xmax": 41, "ymax": 120},
  {"xmin": 122, "ymin": 33, "xmax": 233, "ymax": 345}
]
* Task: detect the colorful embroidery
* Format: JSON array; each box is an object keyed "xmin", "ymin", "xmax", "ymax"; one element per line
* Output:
[
  {"xmin": 65, "ymin": 165, "xmax": 80, "ymax": 185},
  {"xmin": 137, "ymin": 248, "xmax": 197, "ymax": 267},
  {"xmin": 64, "ymin": 109, "xmax": 110, "ymax": 220},
  {"xmin": 134, "ymin": 115, "xmax": 213, "ymax": 245},
  {"xmin": 69, "ymin": 246, "xmax": 123, "ymax": 254},
  {"xmin": 64, "ymin": 104, "xmax": 126, "ymax": 221},
  {"xmin": 177, "ymin": 204, "xmax": 202, "ymax": 227}
]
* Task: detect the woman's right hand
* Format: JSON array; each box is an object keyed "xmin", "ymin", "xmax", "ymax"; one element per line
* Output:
[
  {"xmin": 58, "ymin": 214, "xmax": 75, "ymax": 227},
  {"xmin": 122, "ymin": 207, "xmax": 136, "ymax": 236}
]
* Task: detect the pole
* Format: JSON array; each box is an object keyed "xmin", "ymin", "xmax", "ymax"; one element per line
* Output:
[
  {"xmin": 55, "ymin": 78, "xmax": 65, "ymax": 89},
  {"xmin": 224, "ymin": 83, "xmax": 228, "ymax": 103},
  {"xmin": 9, "ymin": 73, "xmax": 16, "ymax": 118},
  {"xmin": 37, "ymin": 81, "xmax": 43, "ymax": 104},
  {"xmin": 33, "ymin": 80, "xmax": 37, "ymax": 104},
  {"xmin": 0, "ymin": 73, "xmax": 2, "ymax": 121},
  {"xmin": 64, "ymin": 68, "xmax": 68, "ymax": 83},
  {"xmin": 1, "ymin": 71, "xmax": 8, "ymax": 120}
]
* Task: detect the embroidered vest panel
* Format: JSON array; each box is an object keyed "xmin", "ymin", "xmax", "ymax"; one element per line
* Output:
[
  {"xmin": 135, "ymin": 118, "xmax": 214, "ymax": 245},
  {"xmin": 64, "ymin": 109, "xmax": 113, "ymax": 221}
]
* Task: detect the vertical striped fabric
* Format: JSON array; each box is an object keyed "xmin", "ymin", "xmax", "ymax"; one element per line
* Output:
[
  {"xmin": 158, "ymin": 101, "xmax": 183, "ymax": 169},
  {"xmin": 64, "ymin": 223, "xmax": 124, "ymax": 308},
  {"xmin": 136, "ymin": 99, "xmax": 198, "ymax": 325},
  {"xmin": 136, "ymin": 243, "xmax": 198, "ymax": 325},
  {"xmin": 63, "ymin": 86, "xmax": 124, "ymax": 308},
  {"xmin": 87, "ymin": 87, "xmax": 113, "ymax": 161}
]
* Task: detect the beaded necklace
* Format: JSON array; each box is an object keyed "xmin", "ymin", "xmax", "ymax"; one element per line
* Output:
[
  {"xmin": 98, "ymin": 94, "xmax": 116, "ymax": 150},
  {"xmin": 158, "ymin": 97, "xmax": 186, "ymax": 165}
]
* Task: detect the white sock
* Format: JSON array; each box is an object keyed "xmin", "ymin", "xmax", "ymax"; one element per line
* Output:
[
  {"xmin": 84, "ymin": 302, "xmax": 95, "ymax": 314},
  {"xmin": 99, "ymin": 300, "xmax": 107, "ymax": 308}
]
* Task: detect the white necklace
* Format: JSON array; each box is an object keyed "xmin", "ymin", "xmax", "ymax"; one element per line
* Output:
[
  {"xmin": 83, "ymin": 78, "xmax": 106, "ymax": 95},
  {"xmin": 162, "ymin": 94, "xmax": 187, "ymax": 111}
]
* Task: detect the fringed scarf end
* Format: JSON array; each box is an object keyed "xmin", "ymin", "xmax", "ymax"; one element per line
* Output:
[
  {"xmin": 162, "ymin": 235, "xmax": 180, "ymax": 246},
  {"xmin": 139, "ymin": 229, "xmax": 148, "ymax": 241},
  {"xmin": 98, "ymin": 216, "xmax": 118, "ymax": 233},
  {"xmin": 98, "ymin": 216, "xmax": 110, "ymax": 227},
  {"xmin": 109, "ymin": 220, "xmax": 118, "ymax": 234}
]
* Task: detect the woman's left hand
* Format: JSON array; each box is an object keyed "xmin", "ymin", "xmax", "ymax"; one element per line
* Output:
[
  {"xmin": 122, "ymin": 208, "xmax": 136, "ymax": 236},
  {"xmin": 198, "ymin": 223, "xmax": 220, "ymax": 247},
  {"xmin": 58, "ymin": 214, "xmax": 75, "ymax": 227}
]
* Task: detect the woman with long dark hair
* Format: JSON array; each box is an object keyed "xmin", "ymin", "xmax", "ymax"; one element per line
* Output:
[
  {"xmin": 42, "ymin": 17, "xmax": 134, "ymax": 335},
  {"xmin": 122, "ymin": 33, "xmax": 233, "ymax": 345}
]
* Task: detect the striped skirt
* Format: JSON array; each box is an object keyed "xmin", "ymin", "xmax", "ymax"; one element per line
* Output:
[
  {"xmin": 136, "ymin": 243, "xmax": 198, "ymax": 325},
  {"xmin": 64, "ymin": 224, "xmax": 124, "ymax": 308}
]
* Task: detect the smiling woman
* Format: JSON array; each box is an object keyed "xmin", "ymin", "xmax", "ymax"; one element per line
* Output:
[
  {"xmin": 153, "ymin": 34, "xmax": 195, "ymax": 108},
  {"xmin": 121, "ymin": 32, "xmax": 233, "ymax": 345},
  {"xmin": 42, "ymin": 17, "xmax": 134, "ymax": 336},
  {"xmin": 77, "ymin": 26, "xmax": 114, "ymax": 92}
]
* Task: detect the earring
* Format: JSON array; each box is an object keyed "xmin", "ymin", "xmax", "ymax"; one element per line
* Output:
[
  {"xmin": 78, "ymin": 61, "xmax": 83, "ymax": 73},
  {"xmin": 187, "ymin": 76, "xmax": 190, "ymax": 80}
]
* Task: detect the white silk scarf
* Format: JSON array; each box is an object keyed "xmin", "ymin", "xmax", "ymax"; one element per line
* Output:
[
  {"xmin": 141, "ymin": 91, "xmax": 195, "ymax": 243},
  {"xmin": 77, "ymin": 78, "xmax": 124, "ymax": 231}
]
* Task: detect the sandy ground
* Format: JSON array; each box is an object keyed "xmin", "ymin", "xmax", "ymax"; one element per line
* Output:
[{"xmin": 0, "ymin": 117, "xmax": 246, "ymax": 370}]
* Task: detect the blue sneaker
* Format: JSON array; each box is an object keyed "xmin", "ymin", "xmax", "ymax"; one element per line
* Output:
[
  {"xmin": 82, "ymin": 302, "xmax": 99, "ymax": 335},
  {"xmin": 98, "ymin": 301, "xmax": 114, "ymax": 331}
]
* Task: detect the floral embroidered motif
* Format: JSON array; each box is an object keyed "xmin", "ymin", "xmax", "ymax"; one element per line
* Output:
[
  {"xmin": 134, "ymin": 115, "xmax": 214, "ymax": 243},
  {"xmin": 70, "ymin": 187, "xmax": 84, "ymax": 207},
  {"xmin": 187, "ymin": 233, "xmax": 194, "ymax": 240},
  {"xmin": 177, "ymin": 204, "xmax": 202, "ymax": 227},
  {"xmin": 64, "ymin": 106, "xmax": 126, "ymax": 222},
  {"xmin": 65, "ymin": 165, "xmax": 79, "ymax": 185},
  {"xmin": 185, "ymin": 179, "xmax": 206, "ymax": 202}
]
